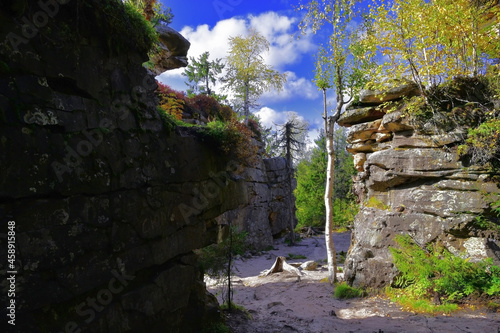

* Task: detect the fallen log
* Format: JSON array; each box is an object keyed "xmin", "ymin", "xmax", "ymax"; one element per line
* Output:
[{"xmin": 262, "ymin": 256, "xmax": 303, "ymax": 277}]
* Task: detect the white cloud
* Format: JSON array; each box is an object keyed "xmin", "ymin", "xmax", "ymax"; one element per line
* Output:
[
  {"xmin": 156, "ymin": 11, "xmax": 315, "ymax": 101},
  {"xmin": 260, "ymin": 71, "xmax": 319, "ymax": 103},
  {"xmin": 248, "ymin": 12, "xmax": 313, "ymax": 69},
  {"xmin": 254, "ymin": 107, "xmax": 306, "ymax": 128},
  {"xmin": 305, "ymin": 128, "xmax": 321, "ymax": 150}
]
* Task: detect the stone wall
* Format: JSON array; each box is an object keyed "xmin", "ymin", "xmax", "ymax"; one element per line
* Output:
[
  {"xmin": 339, "ymin": 82, "xmax": 500, "ymax": 288},
  {"xmin": 0, "ymin": 2, "xmax": 297, "ymax": 331},
  {"xmin": 217, "ymin": 156, "xmax": 298, "ymax": 250},
  {"xmin": 0, "ymin": 2, "xmax": 249, "ymax": 332}
]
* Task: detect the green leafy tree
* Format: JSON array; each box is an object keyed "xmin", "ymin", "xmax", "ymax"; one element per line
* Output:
[
  {"xmin": 123, "ymin": 0, "xmax": 173, "ymax": 26},
  {"xmin": 297, "ymin": 0, "xmax": 371, "ymax": 284},
  {"xmin": 223, "ymin": 29, "xmax": 287, "ymax": 123},
  {"xmin": 295, "ymin": 132, "xmax": 327, "ymax": 228},
  {"xmin": 183, "ymin": 51, "xmax": 226, "ymax": 101},
  {"xmin": 294, "ymin": 129, "xmax": 358, "ymax": 230},
  {"xmin": 332, "ymin": 128, "xmax": 358, "ymax": 227},
  {"xmin": 361, "ymin": 0, "xmax": 500, "ymax": 96}
]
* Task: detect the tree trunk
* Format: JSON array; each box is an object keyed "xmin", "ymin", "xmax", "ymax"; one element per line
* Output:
[
  {"xmin": 227, "ymin": 223, "xmax": 232, "ymax": 311},
  {"xmin": 206, "ymin": 62, "xmax": 211, "ymax": 96},
  {"xmin": 325, "ymin": 119, "xmax": 337, "ymax": 284},
  {"xmin": 285, "ymin": 123, "xmax": 295, "ymax": 245},
  {"xmin": 263, "ymin": 256, "xmax": 303, "ymax": 277},
  {"xmin": 244, "ymin": 81, "xmax": 249, "ymax": 125}
]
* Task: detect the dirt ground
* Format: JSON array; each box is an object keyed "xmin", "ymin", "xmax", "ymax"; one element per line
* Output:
[{"xmin": 206, "ymin": 232, "xmax": 500, "ymax": 333}]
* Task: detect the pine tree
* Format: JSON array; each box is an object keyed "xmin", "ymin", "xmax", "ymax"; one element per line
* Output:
[{"xmin": 182, "ymin": 51, "xmax": 225, "ymax": 101}]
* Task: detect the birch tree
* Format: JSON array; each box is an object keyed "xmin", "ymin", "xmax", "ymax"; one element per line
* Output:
[
  {"xmin": 223, "ymin": 30, "xmax": 287, "ymax": 123},
  {"xmin": 297, "ymin": 0, "xmax": 371, "ymax": 284},
  {"xmin": 361, "ymin": 0, "xmax": 500, "ymax": 91}
]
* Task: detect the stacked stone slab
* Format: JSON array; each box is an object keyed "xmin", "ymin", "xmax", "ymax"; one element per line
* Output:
[{"xmin": 338, "ymin": 81, "xmax": 500, "ymax": 288}]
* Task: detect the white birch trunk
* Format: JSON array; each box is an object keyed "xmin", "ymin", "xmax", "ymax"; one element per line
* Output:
[
  {"xmin": 322, "ymin": 87, "xmax": 337, "ymax": 285},
  {"xmin": 325, "ymin": 120, "xmax": 337, "ymax": 284}
]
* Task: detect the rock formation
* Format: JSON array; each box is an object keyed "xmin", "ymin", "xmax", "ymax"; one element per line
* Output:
[
  {"xmin": 151, "ymin": 25, "xmax": 191, "ymax": 74},
  {"xmin": 340, "ymin": 81, "xmax": 500, "ymax": 288},
  {"xmin": 0, "ymin": 1, "xmax": 295, "ymax": 332},
  {"xmin": 217, "ymin": 156, "xmax": 297, "ymax": 250}
]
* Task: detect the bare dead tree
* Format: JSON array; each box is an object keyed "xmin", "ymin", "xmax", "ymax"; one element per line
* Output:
[{"xmin": 276, "ymin": 115, "xmax": 308, "ymax": 245}]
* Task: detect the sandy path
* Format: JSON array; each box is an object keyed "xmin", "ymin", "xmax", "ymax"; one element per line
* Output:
[{"xmin": 207, "ymin": 232, "xmax": 500, "ymax": 333}]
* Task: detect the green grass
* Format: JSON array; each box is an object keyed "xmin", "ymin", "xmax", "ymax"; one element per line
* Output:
[
  {"xmin": 200, "ymin": 322, "xmax": 231, "ymax": 333},
  {"xmin": 385, "ymin": 288, "xmax": 458, "ymax": 314},
  {"xmin": 221, "ymin": 301, "xmax": 252, "ymax": 319},
  {"xmin": 334, "ymin": 282, "xmax": 364, "ymax": 299},
  {"xmin": 287, "ymin": 253, "xmax": 307, "ymax": 260}
]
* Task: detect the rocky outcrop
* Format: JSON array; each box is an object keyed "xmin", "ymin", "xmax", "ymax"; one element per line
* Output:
[
  {"xmin": 151, "ymin": 25, "xmax": 191, "ymax": 74},
  {"xmin": 0, "ymin": 2, "xmax": 247, "ymax": 332},
  {"xmin": 340, "ymin": 84, "xmax": 500, "ymax": 288},
  {"xmin": 216, "ymin": 157, "xmax": 298, "ymax": 250}
]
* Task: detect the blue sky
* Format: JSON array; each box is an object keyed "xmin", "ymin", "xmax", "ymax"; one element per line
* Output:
[{"xmin": 157, "ymin": 0, "xmax": 326, "ymax": 143}]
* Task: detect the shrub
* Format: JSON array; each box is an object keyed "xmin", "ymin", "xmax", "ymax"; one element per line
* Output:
[
  {"xmin": 157, "ymin": 83, "xmax": 186, "ymax": 120},
  {"xmin": 459, "ymin": 118, "xmax": 500, "ymax": 168},
  {"xmin": 246, "ymin": 117, "xmax": 262, "ymax": 141},
  {"xmin": 196, "ymin": 227, "xmax": 248, "ymax": 307},
  {"xmin": 196, "ymin": 227, "xmax": 248, "ymax": 278},
  {"xmin": 186, "ymin": 94, "xmax": 234, "ymax": 122},
  {"xmin": 204, "ymin": 119, "xmax": 259, "ymax": 166},
  {"xmin": 334, "ymin": 282, "xmax": 364, "ymax": 299},
  {"xmin": 390, "ymin": 235, "xmax": 500, "ymax": 306}
]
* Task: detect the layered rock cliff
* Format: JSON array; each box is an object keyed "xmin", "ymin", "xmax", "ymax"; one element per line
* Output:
[
  {"xmin": 0, "ymin": 1, "xmax": 295, "ymax": 332},
  {"xmin": 217, "ymin": 156, "xmax": 297, "ymax": 250},
  {"xmin": 340, "ymin": 82, "xmax": 500, "ymax": 288}
]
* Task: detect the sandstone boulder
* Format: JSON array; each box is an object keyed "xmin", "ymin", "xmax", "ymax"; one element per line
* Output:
[
  {"xmin": 338, "ymin": 106, "xmax": 386, "ymax": 127},
  {"xmin": 359, "ymin": 80, "xmax": 421, "ymax": 104},
  {"xmin": 300, "ymin": 261, "xmax": 318, "ymax": 271},
  {"xmin": 152, "ymin": 25, "xmax": 191, "ymax": 73}
]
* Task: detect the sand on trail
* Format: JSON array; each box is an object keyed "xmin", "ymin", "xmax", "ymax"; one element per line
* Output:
[{"xmin": 206, "ymin": 232, "xmax": 500, "ymax": 333}]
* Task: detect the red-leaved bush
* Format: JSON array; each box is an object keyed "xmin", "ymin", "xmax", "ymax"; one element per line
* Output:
[{"xmin": 156, "ymin": 83, "xmax": 187, "ymax": 120}]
